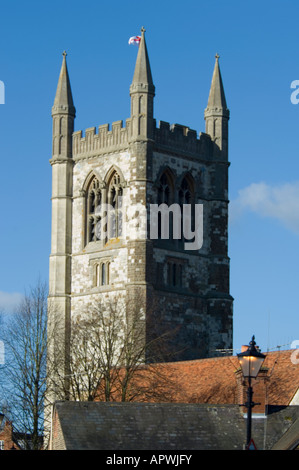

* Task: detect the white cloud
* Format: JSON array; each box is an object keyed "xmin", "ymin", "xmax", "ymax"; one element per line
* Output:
[
  {"xmin": 0, "ymin": 291, "xmax": 23, "ymax": 313},
  {"xmin": 230, "ymin": 181, "xmax": 299, "ymax": 234}
]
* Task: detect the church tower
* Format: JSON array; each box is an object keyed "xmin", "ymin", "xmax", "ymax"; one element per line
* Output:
[{"xmin": 48, "ymin": 30, "xmax": 233, "ymax": 373}]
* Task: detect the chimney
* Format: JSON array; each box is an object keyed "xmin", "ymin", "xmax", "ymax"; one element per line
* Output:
[{"xmin": 235, "ymin": 363, "xmax": 269, "ymax": 415}]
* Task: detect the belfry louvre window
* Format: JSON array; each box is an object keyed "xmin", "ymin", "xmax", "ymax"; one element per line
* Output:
[{"xmin": 86, "ymin": 177, "xmax": 102, "ymax": 243}]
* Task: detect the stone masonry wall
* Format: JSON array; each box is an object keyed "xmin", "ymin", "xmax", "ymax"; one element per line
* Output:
[{"xmin": 68, "ymin": 119, "xmax": 232, "ymax": 360}]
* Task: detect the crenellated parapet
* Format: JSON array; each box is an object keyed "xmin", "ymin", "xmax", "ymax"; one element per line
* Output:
[
  {"xmin": 154, "ymin": 121, "xmax": 214, "ymax": 160},
  {"xmin": 72, "ymin": 118, "xmax": 217, "ymax": 161},
  {"xmin": 73, "ymin": 119, "xmax": 131, "ymax": 158}
]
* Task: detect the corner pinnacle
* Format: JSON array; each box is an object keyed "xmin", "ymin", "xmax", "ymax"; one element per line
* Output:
[
  {"xmin": 206, "ymin": 53, "xmax": 227, "ymax": 110},
  {"xmin": 52, "ymin": 51, "xmax": 75, "ymax": 116},
  {"xmin": 131, "ymin": 26, "xmax": 154, "ymax": 92}
]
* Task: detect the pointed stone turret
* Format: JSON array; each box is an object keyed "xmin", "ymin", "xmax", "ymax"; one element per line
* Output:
[
  {"xmin": 206, "ymin": 54, "xmax": 228, "ymax": 111},
  {"xmin": 52, "ymin": 51, "xmax": 76, "ymax": 159},
  {"xmin": 130, "ymin": 27, "xmax": 155, "ymax": 140},
  {"xmin": 204, "ymin": 54, "xmax": 229, "ymax": 158},
  {"xmin": 52, "ymin": 51, "xmax": 76, "ymax": 116},
  {"xmin": 48, "ymin": 52, "xmax": 75, "ymax": 404}
]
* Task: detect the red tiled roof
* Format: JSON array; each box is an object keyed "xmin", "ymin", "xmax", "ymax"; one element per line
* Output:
[
  {"xmin": 95, "ymin": 349, "xmax": 299, "ymax": 407},
  {"xmin": 157, "ymin": 355, "xmax": 240, "ymax": 404},
  {"xmin": 130, "ymin": 350, "xmax": 299, "ymax": 406},
  {"xmin": 263, "ymin": 349, "xmax": 299, "ymax": 405}
]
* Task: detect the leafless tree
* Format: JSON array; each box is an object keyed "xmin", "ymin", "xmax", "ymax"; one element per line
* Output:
[
  {"xmin": 56, "ymin": 293, "xmax": 179, "ymax": 403},
  {"xmin": 1, "ymin": 281, "xmax": 49, "ymax": 450}
]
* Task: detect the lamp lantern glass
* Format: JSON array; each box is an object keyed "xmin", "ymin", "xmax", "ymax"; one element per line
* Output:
[{"xmin": 237, "ymin": 336, "xmax": 266, "ymax": 379}]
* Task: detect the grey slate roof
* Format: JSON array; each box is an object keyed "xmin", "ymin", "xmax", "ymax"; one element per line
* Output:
[
  {"xmin": 52, "ymin": 401, "xmax": 299, "ymax": 450},
  {"xmin": 271, "ymin": 414, "xmax": 299, "ymax": 450}
]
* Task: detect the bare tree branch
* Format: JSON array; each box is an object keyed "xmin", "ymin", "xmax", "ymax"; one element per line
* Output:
[
  {"xmin": 51, "ymin": 293, "xmax": 180, "ymax": 404},
  {"xmin": 2, "ymin": 280, "xmax": 49, "ymax": 450}
]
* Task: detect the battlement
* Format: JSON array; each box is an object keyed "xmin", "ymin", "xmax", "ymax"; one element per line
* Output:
[
  {"xmin": 154, "ymin": 121, "xmax": 213, "ymax": 159},
  {"xmin": 73, "ymin": 119, "xmax": 131, "ymax": 158},
  {"xmin": 72, "ymin": 118, "xmax": 213, "ymax": 160}
]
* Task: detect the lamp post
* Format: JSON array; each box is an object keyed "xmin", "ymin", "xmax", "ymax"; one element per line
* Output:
[{"xmin": 237, "ymin": 335, "xmax": 266, "ymax": 449}]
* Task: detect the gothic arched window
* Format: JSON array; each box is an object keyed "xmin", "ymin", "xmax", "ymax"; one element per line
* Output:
[
  {"xmin": 158, "ymin": 173, "xmax": 173, "ymax": 205},
  {"xmin": 86, "ymin": 177, "xmax": 102, "ymax": 244},
  {"xmin": 107, "ymin": 171, "xmax": 123, "ymax": 239},
  {"xmin": 178, "ymin": 175, "xmax": 195, "ymax": 244},
  {"xmin": 85, "ymin": 169, "xmax": 125, "ymax": 245},
  {"xmin": 157, "ymin": 171, "xmax": 174, "ymax": 240},
  {"xmin": 179, "ymin": 177, "xmax": 192, "ymax": 206}
]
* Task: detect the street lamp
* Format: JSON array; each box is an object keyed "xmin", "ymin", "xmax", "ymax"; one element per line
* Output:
[{"xmin": 237, "ymin": 335, "xmax": 266, "ymax": 449}]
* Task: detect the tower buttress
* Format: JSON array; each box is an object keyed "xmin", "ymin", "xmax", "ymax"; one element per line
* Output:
[
  {"xmin": 204, "ymin": 55, "xmax": 233, "ymax": 353},
  {"xmin": 204, "ymin": 54, "xmax": 229, "ymax": 159},
  {"xmin": 127, "ymin": 28, "xmax": 155, "ymax": 356},
  {"xmin": 48, "ymin": 51, "xmax": 75, "ymax": 399}
]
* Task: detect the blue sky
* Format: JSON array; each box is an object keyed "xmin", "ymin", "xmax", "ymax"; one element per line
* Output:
[{"xmin": 0, "ymin": 0, "xmax": 299, "ymax": 355}]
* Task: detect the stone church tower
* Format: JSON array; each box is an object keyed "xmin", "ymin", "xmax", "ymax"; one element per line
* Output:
[{"xmin": 48, "ymin": 29, "xmax": 233, "ymax": 367}]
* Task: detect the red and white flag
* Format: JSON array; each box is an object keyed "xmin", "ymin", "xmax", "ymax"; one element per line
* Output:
[{"xmin": 128, "ymin": 35, "xmax": 141, "ymax": 46}]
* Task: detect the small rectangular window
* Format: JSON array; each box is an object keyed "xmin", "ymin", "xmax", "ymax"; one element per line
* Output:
[
  {"xmin": 166, "ymin": 259, "xmax": 184, "ymax": 288},
  {"xmin": 94, "ymin": 260, "xmax": 111, "ymax": 287}
]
